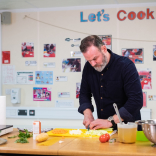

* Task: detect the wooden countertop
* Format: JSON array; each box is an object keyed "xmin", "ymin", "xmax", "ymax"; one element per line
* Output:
[{"xmin": 0, "ymin": 128, "xmax": 156, "ymax": 156}]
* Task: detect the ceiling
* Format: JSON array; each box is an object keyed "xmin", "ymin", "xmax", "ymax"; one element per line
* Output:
[{"xmin": 0, "ymin": 0, "xmax": 156, "ymax": 11}]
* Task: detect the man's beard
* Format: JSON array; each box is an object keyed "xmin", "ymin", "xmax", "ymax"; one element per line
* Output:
[{"xmin": 93, "ymin": 53, "xmax": 107, "ymax": 72}]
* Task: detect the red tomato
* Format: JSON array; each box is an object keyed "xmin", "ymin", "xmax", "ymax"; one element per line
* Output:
[
  {"xmin": 99, "ymin": 133, "xmax": 110, "ymax": 143},
  {"xmin": 105, "ymin": 133, "xmax": 110, "ymax": 141},
  {"xmin": 99, "ymin": 134, "xmax": 107, "ymax": 143}
]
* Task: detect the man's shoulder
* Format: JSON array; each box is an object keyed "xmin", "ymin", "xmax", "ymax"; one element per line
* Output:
[
  {"xmin": 84, "ymin": 61, "xmax": 92, "ymax": 68},
  {"xmin": 83, "ymin": 61, "xmax": 94, "ymax": 73}
]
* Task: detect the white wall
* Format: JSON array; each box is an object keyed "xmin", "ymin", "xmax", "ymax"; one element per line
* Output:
[{"xmin": 1, "ymin": 5, "xmax": 155, "ymax": 128}]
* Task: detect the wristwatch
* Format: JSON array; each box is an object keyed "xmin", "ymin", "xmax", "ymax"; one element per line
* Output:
[{"xmin": 108, "ymin": 116, "xmax": 116, "ymax": 128}]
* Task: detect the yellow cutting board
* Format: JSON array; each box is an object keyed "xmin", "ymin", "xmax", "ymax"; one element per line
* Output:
[{"xmin": 47, "ymin": 128, "xmax": 113, "ymax": 138}]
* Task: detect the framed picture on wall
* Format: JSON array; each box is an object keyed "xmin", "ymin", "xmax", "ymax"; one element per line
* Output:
[
  {"xmin": 137, "ymin": 68, "xmax": 152, "ymax": 89},
  {"xmin": 122, "ymin": 48, "xmax": 144, "ymax": 64},
  {"xmin": 98, "ymin": 35, "xmax": 112, "ymax": 50},
  {"xmin": 62, "ymin": 58, "xmax": 81, "ymax": 72},
  {"xmin": 35, "ymin": 71, "xmax": 53, "ymax": 85},
  {"xmin": 21, "ymin": 42, "xmax": 34, "ymax": 57},
  {"xmin": 44, "ymin": 44, "xmax": 56, "ymax": 57},
  {"xmin": 143, "ymin": 92, "xmax": 147, "ymax": 107},
  {"xmin": 33, "ymin": 87, "xmax": 51, "ymax": 101}
]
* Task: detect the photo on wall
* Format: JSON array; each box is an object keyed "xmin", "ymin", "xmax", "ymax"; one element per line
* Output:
[
  {"xmin": 33, "ymin": 87, "xmax": 51, "ymax": 101},
  {"xmin": 2, "ymin": 51, "xmax": 10, "ymax": 64},
  {"xmin": 62, "ymin": 58, "xmax": 81, "ymax": 72},
  {"xmin": 153, "ymin": 45, "xmax": 156, "ymax": 61},
  {"xmin": 44, "ymin": 44, "xmax": 56, "ymax": 57},
  {"xmin": 122, "ymin": 48, "xmax": 143, "ymax": 64},
  {"xmin": 76, "ymin": 83, "xmax": 80, "ymax": 98},
  {"xmin": 21, "ymin": 42, "xmax": 34, "ymax": 57},
  {"xmin": 143, "ymin": 92, "xmax": 147, "ymax": 107},
  {"xmin": 138, "ymin": 68, "xmax": 152, "ymax": 89},
  {"xmin": 98, "ymin": 35, "xmax": 112, "ymax": 50},
  {"xmin": 35, "ymin": 71, "xmax": 53, "ymax": 85}
]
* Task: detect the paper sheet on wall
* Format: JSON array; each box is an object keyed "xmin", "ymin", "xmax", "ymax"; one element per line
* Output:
[
  {"xmin": 55, "ymin": 100, "xmax": 74, "ymax": 108},
  {"xmin": 148, "ymin": 95, "xmax": 156, "ymax": 101},
  {"xmin": 25, "ymin": 61, "xmax": 37, "ymax": 66},
  {"xmin": 16, "ymin": 71, "xmax": 34, "ymax": 84},
  {"xmin": 58, "ymin": 92, "xmax": 70, "ymax": 98},
  {"xmin": 43, "ymin": 62, "xmax": 55, "ymax": 68},
  {"xmin": 2, "ymin": 65, "xmax": 15, "ymax": 84},
  {"xmin": 55, "ymin": 76, "xmax": 67, "ymax": 82}
]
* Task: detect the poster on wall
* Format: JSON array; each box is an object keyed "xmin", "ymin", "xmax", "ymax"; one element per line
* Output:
[
  {"xmin": 153, "ymin": 45, "xmax": 156, "ymax": 61},
  {"xmin": 76, "ymin": 83, "xmax": 80, "ymax": 98},
  {"xmin": 62, "ymin": 58, "xmax": 81, "ymax": 72},
  {"xmin": 138, "ymin": 68, "xmax": 152, "ymax": 89},
  {"xmin": 35, "ymin": 71, "xmax": 53, "ymax": 85},
  {"xmin": 21, "ymin": 42, "xmax": 34, "ymax": 57},
  {"xmin": 2, "ymin": 65, "xmax": 15, "ymax": 84},
  {"xmin": 2, "ymin": 51, "xmax": 10, "ymax": 64},
  {"xmin": 98, "ymin": 35, "xmax": 112, "ymax": 50},
  {"xmin": 16, "ymin": 71, "xmax": 34, "ymax": 84},
  {"xmin": 148, "ymin": 95, "xmax": 156, "ymax": 101},
  {"xmin": 122, "ymin": 48, "xmax": 143, "ymax": 64},
  {"xmin": 44, "ymin": 44, "xmax": 56, "ymax": 57},
  {"xmin": 143, "ymin": 92, "xmax": 147, "ymax": 107},
  {"xmin": 33, "ymin": 87, "xmax": 51, "ymax": 101}
]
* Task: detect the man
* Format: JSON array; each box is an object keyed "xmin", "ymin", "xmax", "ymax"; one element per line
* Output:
[{"xmin": 78, "ymin": 35, "xmax": 143, "ymax": 130}]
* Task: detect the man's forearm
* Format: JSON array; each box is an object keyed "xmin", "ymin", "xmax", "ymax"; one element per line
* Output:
[
  {"xmin": 83, "ymin": 108, "xmax": 93, "ymax": 116},
  {"xmin": 83, "ymin": 108, "xmax": 94, "ymax": 120}
]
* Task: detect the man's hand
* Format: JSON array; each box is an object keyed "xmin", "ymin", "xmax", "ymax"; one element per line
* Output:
[
  {"xmin": 83, "ymin": 109, "xmax": 94, "ymax": 129},
  {"xmin": 113, "ymin": 114, "xmax": 124, "ymax": 124},
  {"xmin": 89, "ymin": 119, "xmax": 112, "ymax": 130}
]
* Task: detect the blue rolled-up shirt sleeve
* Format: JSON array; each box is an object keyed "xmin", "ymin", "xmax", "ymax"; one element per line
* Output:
[
  {"xmin": 78, "ymin": 63, "xmax": 94, "ymax": 114},
  {"xmin": 119, "ymin": 61, "xmax": 143, "ymax": 122}
]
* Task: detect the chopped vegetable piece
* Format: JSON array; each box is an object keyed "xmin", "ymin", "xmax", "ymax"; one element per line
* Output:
[
  {"xmin": 69, "ymin": 129, "xmax": 82, "ymax": 135},
  {"xmin": 51, "ymin": 129, "xmax": 68, "ymax": 134},
  {"xmin": 85, "ymin": 130, "xmax": 108, "ymax": 136}
]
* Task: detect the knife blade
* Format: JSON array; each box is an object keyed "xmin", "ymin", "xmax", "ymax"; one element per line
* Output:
[{"xmin": 87, "ymin": 125, "xmax": 90, "ymax": 131}]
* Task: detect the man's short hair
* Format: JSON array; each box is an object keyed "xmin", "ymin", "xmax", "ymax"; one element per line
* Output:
[{"xmin": 80, "ymin": 35, "xmax": 104, "ymax": 53}]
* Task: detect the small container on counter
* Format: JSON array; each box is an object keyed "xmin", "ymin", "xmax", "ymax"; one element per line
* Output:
[
  {"xmin": 33, "ymin": 121, "xmax": 41, "ymax": 140},
  {"xmin": 117, "ymin": 122, "xmax": 137, "ymax": 144}
]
